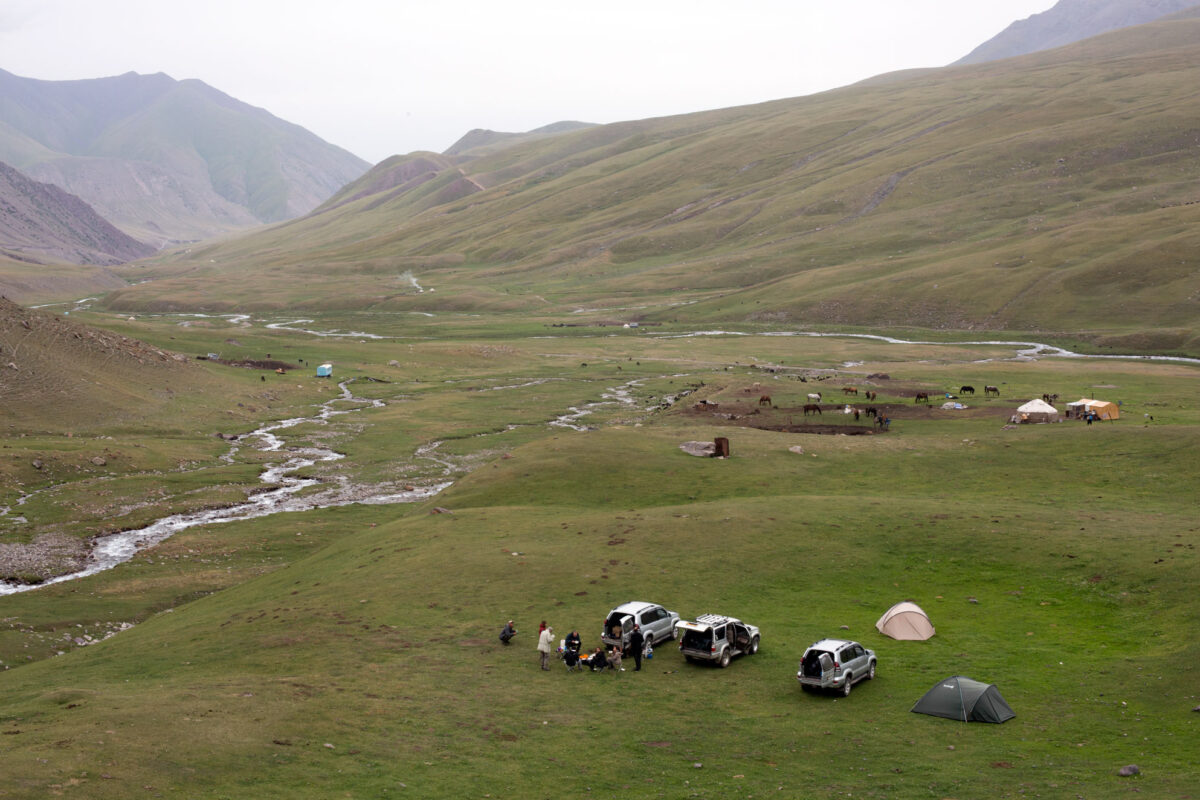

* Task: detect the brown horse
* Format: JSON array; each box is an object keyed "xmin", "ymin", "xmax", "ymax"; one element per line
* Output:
[
  {"xmin": 803, "ymin": 404, "xmax": 822, "ymax": 416},
  {"xmin": 1042, "ymin": 393, "xmax": 1059, "ymax": 404},
  {"xmin": 865, "ymin": 390, "xmax": 877, "ymax": 402},
  {"xmin": 758, "ymin": 394, "xmax": 772, "ymax": 406},
  {"xmin": 914, "ymin": 392, "xmax": 929, "ymax": 404},
  {"xmin": 865, "ymin": 407, "xmax": 878, "ymax": 418},
  {"xmin": 984, "ymin": 385, "xmax": 1000, "ymax": 397},
  {"xmin": 843, "ymin": 386, "xmax": 858, "ymax": 395}
]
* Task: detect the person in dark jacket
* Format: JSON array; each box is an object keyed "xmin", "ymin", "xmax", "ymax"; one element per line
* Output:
[
  {"xmin": 589, "ymin": 646, "xmax": 609, "ymax": 672},
  {"xmin": 499, "ymin": 620, "xmax": 517, "ymax": 645},
  {"xmin": 564, "ymin": 630, "xmax": 581, "ymax": 655},
  {"xmin": 629, "ymin": 625, "xmax": 645, "ymax": 671}
]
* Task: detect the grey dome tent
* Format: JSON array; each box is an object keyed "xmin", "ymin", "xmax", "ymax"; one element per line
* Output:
[{"xmin": 911, "ymin": 676, "xmax": 1015, "ymax": 723}]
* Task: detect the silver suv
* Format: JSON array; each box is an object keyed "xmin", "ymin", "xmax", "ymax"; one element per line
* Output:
[
  {"xmin": 601, "ymin": 601, "xmax": 680, "ymax": 652},
  {"xmin": 796, "ymin": 639, "xmax": 876, "ymax": 696},
  {"xmin": 677, "ymin": 614, "xmax": 760, "ymax": 667}
]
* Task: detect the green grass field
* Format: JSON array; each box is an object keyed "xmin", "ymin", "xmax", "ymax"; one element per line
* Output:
[{"xmin": 1, "ymin": 312, "xmax": 1196, "ymax": 798}]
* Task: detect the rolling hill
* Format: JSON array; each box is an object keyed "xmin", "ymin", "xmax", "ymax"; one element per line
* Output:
[
  {"xmin": 0, "ymin": 69, "xmax": 370, "ymax": 247},
  {"xmin": 100, "ymin": 17, "xmax": 1200, "ymax": 354}
]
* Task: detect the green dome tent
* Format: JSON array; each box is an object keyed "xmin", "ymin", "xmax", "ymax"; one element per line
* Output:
[{"xmin": 911, "ymin": 676, "xmax": 1015, "ymax": 723}]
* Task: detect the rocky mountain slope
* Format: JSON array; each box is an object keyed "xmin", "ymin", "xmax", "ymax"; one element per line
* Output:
[
  {"xmin": 0, "ymin": 160, "xmax": 154, "ymax": 265},
  {"xmin": 955, "ymin": 0, "xmax": 1200, "ymax": 64},
  {"xmin": 0, "ymin": 296, "xmax": 193, "ymax": 427},
  {"xmin": 0, "ymin": 70, "xmax": 370, "ymax": 247}
]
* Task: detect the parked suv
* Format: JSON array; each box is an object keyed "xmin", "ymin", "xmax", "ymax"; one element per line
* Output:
[
  {"xmin": 677, "ymin": 614, "xmax": 760, "ymax": 667},
  {"xmin": 796, "ymin": 639, "xmax": 876, "ymax": 696},
  {"xmin": 601, "ymin": 601, "xmax": 680, "ymax": 653}
]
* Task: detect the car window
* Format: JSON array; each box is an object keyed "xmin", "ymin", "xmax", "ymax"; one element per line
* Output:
[{"xmin": 714, "ymin": 625, "xmax": 726, "ymax": 641}]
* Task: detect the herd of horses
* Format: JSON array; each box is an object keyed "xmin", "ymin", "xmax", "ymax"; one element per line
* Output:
[{"xmin": 750, "ymin": 382, "xmax": 1006, "ymax": 418}]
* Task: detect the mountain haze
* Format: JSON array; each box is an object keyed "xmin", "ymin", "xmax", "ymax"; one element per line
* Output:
[
  {"xmin": 0, "ymin": 70, "xmax": 370, "ymax": 247},
  {"xmin": 105, "ymin": 17, "xmax": 1200, "ymax": 352},
  {"xmin": 955, "ymin": 0, "xmax": 1200, "ymax": 64}
]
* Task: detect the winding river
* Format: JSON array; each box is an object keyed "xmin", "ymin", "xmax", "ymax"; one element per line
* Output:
[
  {"xmin": 4, "ymin": 312, "xmax": 1196, "ymax": 596},
  {"xmin": 0, "ymin": 380, "xmax": 451, "ymax": 596}
]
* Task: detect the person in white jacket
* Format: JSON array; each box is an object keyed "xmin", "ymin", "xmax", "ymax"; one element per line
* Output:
[{"xmin": 537, "ymin": 625, "xmax": 555, "ymax": 670}]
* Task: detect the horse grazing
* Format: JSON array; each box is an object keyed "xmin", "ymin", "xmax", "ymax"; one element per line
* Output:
[
  {"xmin": 1042, "ymin": 393, "xmax": 1059, "ymax": 404},
  {"xmin": 914, "ymin": 392, "xmax": 930, "ymax": 404},
  {"xmin": 985, "ymin": 385, "xmax": 1000, "ymax": 397},
  {"xmin": 807, "ymin": 392, "xmax": 822, "ymax": 402},
  {"xmin": 865, "ymin": 407, "xmax": 878, "ymax": 418},
  {"xmin": 843, "ymin": 386, "xmax": 858, "ymax": 396},
  {"xmin": 864, "ymin": 390, "xmax": 877, "ymax": 402},
  {"xmin": 758, "ymin": 394, "xmax": 772, "ymax": 406},
  {"xmin": 960, "ymin": 385, "xmax": 975, "ymax": 395},
  {"xmin": 803, "ymin": 404, "xmax": 822, "ymax": 416}
]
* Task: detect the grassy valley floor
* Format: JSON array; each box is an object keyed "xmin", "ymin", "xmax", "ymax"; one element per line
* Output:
[{"xmin": 0, "ymin": 311, "xmax": 1196, "ymax": 798}]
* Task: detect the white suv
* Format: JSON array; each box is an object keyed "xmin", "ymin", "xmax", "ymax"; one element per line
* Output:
[
  {"xmin": 601, "ymin": 601, "xmax": 679, "ymax": 652},
  {"xmin": 677, "ymin": 614, "xmax": 760, "ymax": 667},
  {"xmin": 796, "ymin": 639, "xmax": 876, "ymax": 696}
]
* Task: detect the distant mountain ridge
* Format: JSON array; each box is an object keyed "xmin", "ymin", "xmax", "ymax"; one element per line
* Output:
[
  {"xmin": 0, "ymin": 70, "xmax": 370, "ymax": 246},
  {"xmin": 0, "ymin": 159, "xmax": 153, "ymax": 265},
  {"xmin": 101, "ymin": 14, "xmax": 1200, "ymax": 354},
  {"xmin": 956, "ymin": 0, "xmax": 1200, "ymax": 64}
]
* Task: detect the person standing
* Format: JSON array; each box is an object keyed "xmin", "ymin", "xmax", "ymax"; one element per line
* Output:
[
  {"xmin": 629, "ymin": 625, "xmax": 645, "ymax": 672},
  {"xmin": 537, "ymin": 625, "xmax": 555, "ymax": 670}
]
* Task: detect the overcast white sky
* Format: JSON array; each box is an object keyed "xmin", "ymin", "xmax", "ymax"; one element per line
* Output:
[{"xmin": 1, "ymin": 0, "xmax": 1057, "ymax": 164}]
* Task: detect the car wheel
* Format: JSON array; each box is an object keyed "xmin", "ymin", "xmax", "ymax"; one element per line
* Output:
[
  {"xmin": 867, "ymin": 661, "xmax": 876, "ymax": 680},
  {"xmin": 718, "ymin": 648, "xmax": 731, "ymax": 668},
  {"xmin": 749, "ymin": 636, "xmax": 760, "ymax": 655},
  {"xmin": 669, "ymin": 623, "xmax": 677, "ymax": 641},
  {"xmin": 841, "ymin": 676, "xmax": 853, "ymax": 696}
]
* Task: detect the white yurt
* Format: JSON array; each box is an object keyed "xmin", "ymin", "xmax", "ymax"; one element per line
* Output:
[{"xmin": 1015, "ymin": 398, "xmax": 1058, "ymax": 423}]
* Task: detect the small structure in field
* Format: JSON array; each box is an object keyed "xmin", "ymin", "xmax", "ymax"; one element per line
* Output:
[{"xmin": 316, "ymin": 363, "xmax": 333, "ymax": 378}]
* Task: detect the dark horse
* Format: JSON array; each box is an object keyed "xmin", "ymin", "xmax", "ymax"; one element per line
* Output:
[
  {"xmin": 959, "ymin": 385, "xmax": 975, "ymax": 395},
  {"xmin": 865, "ymin": 407, "xmax": 878, "ymax": 418},
  {"xmin": 864, "ymin": 390, "xmax": 877, "ymax": 402},
  {"xmin": 914, "ymin": 392, "xmax": 930, "ymax": 404},
  {"xmin": 985, "ymin": 385, "xmax": 1000, "ymax": 397},
  {"xmin": 803, "ymin": 404, "xmax": 822, "ymax": 416},
  {"xmin": 759, "ymin": 394, "xmax": 772, "ymax": 406}
]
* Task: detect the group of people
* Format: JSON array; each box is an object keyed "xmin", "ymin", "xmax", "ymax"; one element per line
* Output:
[{"xmin": 504, "ymin": 619, "xmax": 649, "ymax": 673}]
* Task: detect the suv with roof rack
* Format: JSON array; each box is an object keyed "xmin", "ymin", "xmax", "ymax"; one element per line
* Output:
[
  {"xmin": 796, "ymin": 638, "xmax": 876, "ymax": 696},
  {"xmin": 677, "ymin": 614, "xmax": 760, "ymax": 667}
]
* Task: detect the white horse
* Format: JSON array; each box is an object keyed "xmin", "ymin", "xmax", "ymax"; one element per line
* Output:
[{"xmin": 807, "ymin": 392, "xmax": 821, "ymax": 402}]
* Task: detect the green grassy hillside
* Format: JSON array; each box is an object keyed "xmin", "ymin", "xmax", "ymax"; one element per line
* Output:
[
  {"xmin": 104, "ymin": 20, "xmax": 1200, "ymax": 353},
  {"xmin": 0, "ymin": 310, "xmax": 1196, "ymax": 797}
]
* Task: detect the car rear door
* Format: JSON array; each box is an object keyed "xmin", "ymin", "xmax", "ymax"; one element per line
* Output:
[{"xmin": 817, "ymin": 651, "xmax": 835, "ymax": 683}]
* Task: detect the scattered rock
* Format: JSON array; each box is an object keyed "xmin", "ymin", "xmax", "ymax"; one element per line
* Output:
[
  {"xmin": 679, "ymin": 441, "xmax": 716, "ymax": 457},
  {"xmin": 839, "ymin": 625, "xmax": 850, "ymax": 630},
  {"xmin": 788, "ymin": 445, "xmax": 805, "ymax": 455},
  {"xmin": 430, "ymin": 507, "xmax": 453, "ymax": 514},
  {"xmin": 31, "ymin": 459, "xmax": 43, "ymax": 470},
  {"xmin": 1117, "ymin": 764, "xmax": 1140, "ymax": 777},
  {"xmin": 90, "ymin": 456, "xmax": 106, "ymax": 466}
]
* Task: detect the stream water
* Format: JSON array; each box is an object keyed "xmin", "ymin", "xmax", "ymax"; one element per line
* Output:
[
  {"xmin": 5, "ymin": 313, "xmax": 1195, "ymax": 596},
  {"xmin": 0, "ymin": 380, "xmax": 451, "ymax": 596}
]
